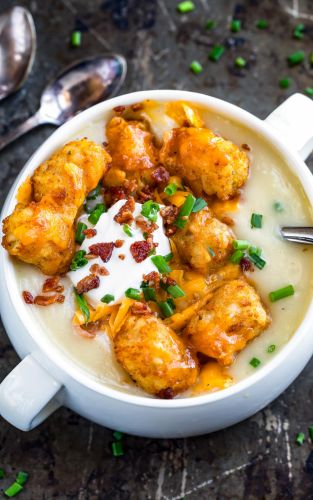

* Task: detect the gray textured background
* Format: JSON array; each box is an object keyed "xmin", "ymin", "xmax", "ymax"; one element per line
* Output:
[{"xmin": 1, "ymin": 0, "xmax": 313, "ymax": 498}]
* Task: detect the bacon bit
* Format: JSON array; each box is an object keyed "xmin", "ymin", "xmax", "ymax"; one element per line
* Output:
[
  {"xmin": 241, "ymin": 143, "xmax": 251, "ymax": 151},
  {"xmin": 220, "ymin": 216, "xmax": 235, "ymax": 226},
  {"xmin": 131, "ymin": 102, "xmax": 144, "ymax": 112},
  {"xmin": 34, "ymin": 294, "xmax": 65, "ymax": 306},
  {"xmin": 160, "ymin": 205, "xmax": 179, "ymax": 226},
  {"xmin": 114, "ymin": 197, "xmax": 135, "ymax": 224},
  {"xmin": 99, "ymin": 266, "xmax": 109, "ymax": 276},
  {"xmin": 42, "ymin": 277, "xmax": 61, "ymax": 293},
  {"xmin": 22, "ymin": 291, "xmax": 34, "ymax": 304},
  {"xmin": 76, "ymin": 274, "xmax": 100, "ymax": 295},
  {"xmin": 130, "ymin": 240, "xmax": 151, "ymax": 263},
  {"xmin": 89, "ymin": 242, "xmax": 115, "ymax": 262},
  {"xmin": 114, "ymin": 239, "xmax": 124, "ymax": 248},
  {"xmin": 137, "ymin": 185, "xmax": 155, "ymax": 203},
  {"xmin": 77, "ymin": 327, "xmax": 96, "ymax": 339},
  {"xmin": 86, "ymin": 253, "xmax": 97, "ymax": 260},
  {"xmin": 143, "ymin": 271, "xmax": 161, "ymax": 289},
  {"xmin": 135, "ymin": 216, "xmax": 158, "ymax": 235},
  {"xmin": 161, "ymin": 276, "xmax": 176, "ymax": 287},
  {"xmin": 80, "ymin": 320, "xmax": 102, "ymax": 335},
  {"xmin": 90, "ymin": 263, "xmax": 109, "ymax": 276},
  {"xmin": 165, "ymin": 226, "xmax": 177, "ymax": 237},
  {"xmin": 108, "ymin": 186, "xmax": 127, "ymax": 204},
  {"xmin": 240, "ymin": 257, "xmax": 254, "ymax": 272},
  {"xmin": 151, "ymin": 166, "xmax": 170, "ymax": 186},
  {"xmin": 158, "ymin": 387, "xmax": 174, "ymax": 399},
  {"xmin": 102, "ymin": 141, "xmax": 108, "ymax": 147},
  {"xmin": 83, "ymin": 228, "xmax": 97, "ymax": 239},
  {"xmin": 118, "ymin": 254, "xmax": 126, "ymax": 260},
  {"xmin": 131, "ymin": 301, "xmax": 151, "ymax": 315},
  {"xmin": 113, "ymin": 105, "xmax": 126, "ymax": 114},
  {"xmin": 124, "ymin": 179, "xmax": 138, "ymax": 195}
]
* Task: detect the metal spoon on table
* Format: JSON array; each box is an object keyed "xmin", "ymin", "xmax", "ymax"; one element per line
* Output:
[
  {"xmin": 0, "ymin": 54, "xmax": 127, "ymax": 151},
  {"xmin": 281, "ymin": 227, "xmax": 313, "ymax": 244},
  {"xmin": 0, "ymin": 6, "xmax": 36, "ymax": 100}
]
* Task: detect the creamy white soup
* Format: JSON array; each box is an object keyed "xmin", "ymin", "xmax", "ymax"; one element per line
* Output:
[{"xmin": 12, "ymin": 101, "xmax": 313, "ymax": 397}]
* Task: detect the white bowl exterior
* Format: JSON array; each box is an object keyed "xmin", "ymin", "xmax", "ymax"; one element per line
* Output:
[{"xmin": 1, "ymin": 90, "xmax": 313, "ymax": 437}]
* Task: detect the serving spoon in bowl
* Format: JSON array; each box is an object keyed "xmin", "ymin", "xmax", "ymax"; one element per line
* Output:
[
  {"xmin": 0, "ymin": 6, "xmax": 36, "ymax": 101},
  {"xmin": 281, "ymin": 227, "xmax": 313, "ymax": 244},
  {"xmin": 0, "ymin": 54, "xmax": 127, "ymax": 152}
]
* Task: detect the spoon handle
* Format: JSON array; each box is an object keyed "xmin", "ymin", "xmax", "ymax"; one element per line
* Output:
[
  {"xmin": 281, "ymin": 226, "xmax": 313, "ymax": 244},
  {"xmin": 0, "ymin": 111, "xmax": 44, "ymax": 152}
]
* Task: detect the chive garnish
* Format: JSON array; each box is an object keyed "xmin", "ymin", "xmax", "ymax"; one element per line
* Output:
[
  {"xmin": 123, "ymin": 224, "xmax": 133, "ymax": 237},
  {"xmin": 230, "ymin": 19, "xmax": 241, "ymax": 32},
  {"xmin": 293, "ymin": 23, "xmax": 305, "ymax": 39},
  {"xmin": 209, "ymin": 45, "xmax": 225, "ymax": 62},
  {"xmin": 16, "ymin": 472, "xmax": 28, "ymax": 486},
  {"xmin": 88, "ymin": 203, "xmax": 106, "ymax": 225},
  {"xmin": 269, "ymin": 285, "xmax": 294, "ymax": 302},
  {"xmin": 159, "ymin": 300, "xmax": 174, "ymax": 318},
  {"xmin": 304, "ymin": 87, "xmax": 313, "ymax": 96},
  {"xmin": 101, "ymin": 294, "xmax": 115, "ymax": 304},
  {"xmin": 164, "ymin": 183, "xmax": 178, "ymax": 196},
  {"xmin": 256, "ymin": 19, "xmax": 268, "ymax": 29},
  {"xmin": 74, "ymin": 288, "xmax": 90, "ymax": 322},
  {"xmin": 279, "ymin": 78, "xmax": 291, "ymax": 89},
  {"xmin": 287, "ymin": 50, "xmax": 305, "ymax": 66},
  {"xmin": 248, "ymin": 252, "xmax": 266, "ymax": 270},
  {"xmin": 308, "ymin": 427, "xmax": 313, "ymax": 443},
  {"xmin": 113, "ymin": 431, "xmax": 123, "ymax": 441},
  {"xmin": 208, "ymin": 246, "xmax": 215, "ymax": 257},
  {"xmin": 70, "ymin": 250, "xmax": 88, "ymax": 271},
  {"xmin": 125, "ymin": 288, "xmax": 141, "ymax": 300},
  {"xmin": 164, "ymin": 252, "xmax": 174, "ymax": 262},
  {"xmin": 249, "ymin": 357, "xmax": 261, "ymax": 368},
  {"xmin": 167, "ymin": 284, "xmax": 185, "ymax": 298},
  {"xmin": 71, "ymin": 31, "xmax": 81, "ymax": 47},
  {"xmin": 4, "ymin": 482, "xmax": 23, "ymax": 498},
  {"xmin": 267, "ymin": 344, "xmax": 276, "ymax": 353},
  {"xmin": 192, "ymin": 197, "xmax": 207, "ymax": 213},
  {"xmin": 0, "ymin": 468, "xmax": 5, "ymax": 479},
  {"xmin": 143, "ymin": 287, "xmax": 157, "ymax": 302},
  {"xmin": 251, "ymin": 213, "xmax": 263, "ymax": 228},
  {"xmin": 229, "ymin": 249, "xmax": 244, "ymax": 264},
  {"xmin": 248, "ymin": 246, "xmax": 261, "ymax": 256},
  {"xmin": 296, "ymin": 432, "xmax": 305, "ymax": 446},
  {"xmin": 175, "ymin": 194, "xmax": 196, "ymax": 228},
  {"xmin": 151, "ymin": 255, "xmax": 172, "ymax": 273},
  {"xmin": 86, "ymin": 183, "xmax": 101, "ymax": 200},
  {"xmin": 273, "ymin": 201, "xmax": 284, "ymax": 212},
  {"xmin": 235, "ymin": 57, "xmax": 246, "ymax": 68},
  {"xmin": 141, "ymin": 200, "xmax": 160, "ymax": 222},
  {"xmin": 75, "ymin": 222, "xmax": 87, "ymax": 244},
  {"xmin": 177, "ymin": 1, "xmax": 195, "ymax": 13},
  {"xmin": 112, "ymin": 441, "xmax": 124, "ymax": 456},
  {"xmin": 205, "ymin": 20, "xmax": 216, "ymax": 30},
  {"xmin": 233, "ymin": 239, "xmax": 250, "ymax": 250},
  {"xmin": 190, "ymin": 61, "xmax": 203, "ymax": 74}
]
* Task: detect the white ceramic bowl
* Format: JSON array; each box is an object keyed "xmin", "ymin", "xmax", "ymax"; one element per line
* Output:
[{"xmin": 1, "ymin": 90, "xmax": 313, "ymax": 437}]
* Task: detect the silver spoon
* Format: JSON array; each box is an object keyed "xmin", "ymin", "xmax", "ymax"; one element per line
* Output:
[
  {"xmin": 281, "ymin": 227, "xmax": 313, "ymax": 244},
  {"xmin": 0, "ymin": 54, "xmax": 127, "ymax": 151},
  {"xmin": 0, "ymin": 6, "xmax": 36, "ymax": 100}
]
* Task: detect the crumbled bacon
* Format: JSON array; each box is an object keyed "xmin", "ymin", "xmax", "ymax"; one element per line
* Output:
[
  {"xmin": 114, "ymin": 239, "xmax": 124, "ymax": 248},
  {"xmin": 89, "ymin": 242, "xmax": 115, "ymax": 263},
  {"xmin": 80, "ymin": 320, "xmax": 102, "ymax": 334},
  {"xmin": 131, "ymin": 102, "xmax": 144, "ymax": 112},
  {"xmin": 114, "ymin": 197, "xmax": 135, "ymax": 224},
  {"xmin": 241, "ymin": 143, "xmax": 251, "ymax": 151},
  {"xmin": 160, "ymin": 205, "xmax": 179, "ymax": 226},
  {"xmin": 143, "ymin": 271, "xmax": 161, "ymax": 289},
  {"xmin": 240, "ymin": 257, "xmax": 254, "ymax": 273},
  {"xmin": 34, "ymin": 294, "xmax": 65, "ymax": 306},
  {"xmin": 83, "ymin": 228, "xmax": 97, "ymax": 239},
  {"xmin": 161, "ymin": 276, "xmax": 177, "ymax": 287},
  {"xmin": 165, "ymin": 226, "xmax": 177, "ymax": 237},
  {"xmin": 113, "ymin": 105, "xmax": 126, "ymax": 114},
  {"xmin": 137, "ymin": 185, "xmax": 155, "ymax": 203},
  {"xmin": 151, "ymin": 166, "xmax": 170, "ymax": 187},
  {"xmin": 76, "ymin": 274, "xmax": 100, "ymax": 295},
  {"xmin": 124, "ymin": 179, "xmax": 138, "ymax": 195},
  {"xmin": 42, "ymin": 277, "xmax": 62, "ymax": 293},
  {"xmin": 86, "ymin": 253, "xmax": 97, "ymax": 260},
  {"xmin": 135, "ymin": 216, "xmax": 158, "ymax": 235},
  {"xmin": 22, "ymin": 291, "xmax": 34, "ymax": 304},
  {"xmin": 99, "ymin": 266, "xmax": 110, "ymax": 275},
  {"xmin": 131, "ymin": 301, "xmax": 151, "ymax": 315},
  {"xmin": 130, "ymin": 240, "xmax": 151, "ymax": 263},
  {"xmin": 90, "ymin": 264, "xmax": 109, "ymax": 276},
  {"xmin": 220, "ymin": 216, "xmax": 234, "ymax": 226},
  {"xmin": 118, "ymin": 254, "xmax": 126, "ymax": 260},
  {"xmin": 108, "ymin": 186, "xmax": 127, "ymax": 204},
  {"xmin": 158, "ymin": 388, "xmax": 174, "ymax": 399}
]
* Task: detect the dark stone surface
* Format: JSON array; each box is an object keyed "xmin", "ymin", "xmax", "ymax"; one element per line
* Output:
[{"xmin": 1, "ymin": 0, "xmax": 313, "ymax": 498}]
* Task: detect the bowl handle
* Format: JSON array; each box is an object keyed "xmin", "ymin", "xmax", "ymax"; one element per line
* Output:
[
  {"xmin": 265, "ymin": 93, "xmax": 313, "ymax": 160},
  {"xmin": 0, "ymin": 354, "xmax": 62, "ymax": 431}
]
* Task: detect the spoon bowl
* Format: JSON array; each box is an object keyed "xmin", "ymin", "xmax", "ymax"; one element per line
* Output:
[{"xmin": 0, "ymin": 6, "xmax": 36, "ymax": 100}]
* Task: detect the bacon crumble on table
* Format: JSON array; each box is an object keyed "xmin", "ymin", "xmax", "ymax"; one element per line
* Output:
[
  {"xmin": 114, "ymin": 197, "xmax": 135, "ymax": 224},
  {"xmin": 76, "ymin": 274, "xmax": 100, "ymax": 295},
  {"xmin": 89, "ymin": 242, "xmax": 115, "ymax": 263},
  {"xmin": 83, "ymin": 228, "xmax": 97, "ymax": 239}
]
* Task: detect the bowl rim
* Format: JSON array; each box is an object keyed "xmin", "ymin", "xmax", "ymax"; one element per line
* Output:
[{"xmin": 2, "ymin": 89, "xmax": 313, "ymax": 409}]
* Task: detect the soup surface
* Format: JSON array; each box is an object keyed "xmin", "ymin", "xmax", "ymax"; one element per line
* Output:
[{"xmin": 9, "ymin": 101, "xmax": 313, "ymax": 398}]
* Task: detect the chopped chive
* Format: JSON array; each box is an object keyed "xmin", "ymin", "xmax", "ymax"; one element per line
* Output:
[
  {"xmin": 175, "ymin": 194, "xmax": 196, "ymax": 228},
  {"xmin": 101, "ymin": 294, "xmax": 115, "ymax": 304},
  {"xmin": 295, "ymin": 23, "xmax": 305, "ymax": 32},
  {"xmin": 141, "ymin": 200, "xmax": 160, "ymax": 223},
  {"xmin": 164, "ymin": 183, "xmax": 178, "ymax": 196},
  {"xmin": 267, "ymin": 344, "xmax": 276, "ymax": 353},
  {"xmin": 74, "ymin": 288, "xmax": 90, "ymax": 322},
  {"xmin": 151, "ymin": 255, "xmax": 172, "ymax": 273},
  {"xmin": 235, "ymin": 57, "xmax": 246, "ymax": 68},
  {"xmin": 208, "ymin": 246, "xmax": 215, "ymax": 257},
  {"xmin": 279, "ymin": 77, "xmax": 291, "ymax": 89},
  {"xmin": 190, "ymin": 60, "xmax": 203, "ymax": 74},
  {"xmin": 205, "ymin": 19, "xmax": 216, "ymax": 30},
  {"xmin": 143, "ymin": 287, "xmax": 157, "ymax": 301},
  {"xmin": 256, "ymin": 19, "xmax": 268, "ymax": 29},
  {"xmin": 230, "ymin": 19, "xmax": 241, "ymax": 32},
  {"xmin": 249, "ymin": 357, "xmax": 261, "ymax": 368},
  {"xmin": 310, "ymin": 52, "xmax": 313, "ymax": 66},
  {"xmin": 125, "ymin": 288, "xmax": 141, "ymax": 300},
  {"xmin": 75, "ymin": 222, "xmax": 87, "ymax": 244},
  {"xmin": 123, "ymin": 224, "xmax": 133, "ymax": 237},
  {"xmin": 4, "ymin": 482, "xmax": 23, "ymax": 498},
  {"xmin": 287, "ymin": 50, "xmax": 305, "ymax": 66},
  {"xmin": 308, "ymin": 427, "xmax": 313, "ymax": 443},
  {"xmin": 164, "ymin": 252, "xmax": 173, "ymax": 262},
  {"xmin": 208, "ymin": 45, "xmax": 225, "ymax": 62},
  {"xmin": 148, "ymin": 247, "xmax": 157, "ymax": 256},
  {"xmin": 251, "ymin": 213, "xmax": 263, "ymax": 228},
  {"xmin": 304, "ymin": 87, "xmax": 313, "ymax": 96},
  {"xmin": 70, "ymin": 250, "xmax": 88, "ymax": 271},
  {"xmin": 159, "ymin": 300, "xmax": 174, "ymax": 318},
  {"xmin": 273, "ymin": 201, "xmax": 284, "ymax": 212},
  {"xmin": 88, "ymin": 203, "xmax": 106, "ymax": 225},
  {"xmin": 167, "ymin": 297, "xmax": 176, "ymax": 310},
  {"xmin": 230, "ymin": 249, "xmax": 244, "ymax": 264},
  {"xmin": 167, "ymin": 284, "xmax": 185, "ymax": 298},
  {"xmin": 269, "ymin": 285, "xmax": 294, "ymax": 302},
  {"xmin": 71, "ymin": 31, "xmax": 81, "ymax": 47},
  {"xmin": 16, "ymin": 472, "xmax": 28, "ymax": 486},
  {"xmin": 0, "ymin": 468, "xmax": 4, "ymax": 479},
  {"xmin": 293, "ymin": 29, "xmax": 304, "ymax": 40},
  {"xmin": 177, "ymin": 1, "xmax": 195, "ymax": 13},
  {"xmin": 248, "ymin": 252, "xmax": 266, "ymax": 270},
  {"xmin": 248, "ymin": 246, "xmax": 262, "ymax": 257},
  {"xmin": 113, "ymin": 431, "xmax": 123, "ymax": 441},
  {"xmin": 296, "ymin": 432, "xmax": 305, "ymax": 446},
  {"xmin": 87, "ymin": 183, "xmax": 101, "ymax": 200},
  {"xmin": 112, "ymin": 441, "xmax": 124, "ymax": 456},
  {"xmin": 192, "ymin": 197, "xmax": 207, "ymax": 212},
  {"xmin": 233, "ymin": 239, "xmax": 250, "ymax": 250}
]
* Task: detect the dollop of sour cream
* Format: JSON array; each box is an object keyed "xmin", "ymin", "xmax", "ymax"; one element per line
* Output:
[{"xmin": 69, "ymin": 200, "xmax": 171, "ymax": 307}]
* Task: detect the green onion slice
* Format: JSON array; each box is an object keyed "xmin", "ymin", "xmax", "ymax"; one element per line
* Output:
[
  {"xmin": 273, "ymin": 201, "xmax": 284, "ymax": 212},
  {"xmin": 167, "ymin": 284, "xmax": 185, "ymax": 298},
  {"xmin": 0, "ymin": 468, "xmax": 5, "ymax": 479},
  {"xmin": 209, "ymin": 45, "xmax": 225, "ymax": 62},
  {"xmin": 256, "ymin": 19, "xmax": 268, "ymax": 29},
  {"xmin": 125, "ymin": 288, "xmax": 141, "ymax": 300},
  {"xmin": 205, "ymin": 20, "xmax": 216, "ymax": 30},
  {"xmin": 74, "ymin": 289, "xmax": 90, "ymax": 322},
  {"xmin": 267, "ymin": 344, "xmax": 276, "ymax": 353},
  {"xmin": 101, "ymin": 294, "xmax": 115, "ymax": 304},
  {"xmin": 159, "ymin": 300, "xmax": 174, "ymax": 318},
  {"xmin": 269, "ymin": 285, "xmax": 294, "ymax": 302},
  {"xmin": 123, "ymin": 224, "xmax": 133, "ymax": 237},
  {"xmin": 192, "ymin": 197, "xmax": 207, "ymax": 213},
  {"xmin": 75, "ymin": 222, "xmax": 87, "ymax": 244},
  {"xmin": 71, "ymin": 31, "xmax": 81, "ymax": 47},
  {"xmin": 88, "ymin": 203, "xmax": 106, "ymax": 225},
  {"xmin": 229, "ymin": 249, "xmax": 244, "ymax": 264},
  {"xmin": 190, "ymin": 60, "xmax": 203, "ymax": 74},
  {"xmin": 164, "ymin": 183, "xmax": 178, "ymax": 196},
  {"xmin": 143, "ymin": 287, "xmax": 157, "ymax": 302},
  {"xmin": 208, "ymin": 246, "xmax": 215, "ymax": 257},
  {"xmin": 230, "ymin": 19, "xmax": 241, "ymax": 32},
  {"xmin": 248, "ymin": 246, "xmax": 261, "ymax": 257},
  {"xmin": 177, "ymin": 1, "xmax": 195, "ymax": 13},
  {"xmin": 70, "ymin": 250, "xmax": 88, "ymax": 271},
  {"xmin": 113, "ymin": 431, "xmax": 123, "ymax": 441},
  {"xmin": 248, "ymin": 252, "xmax": 266, "ymax": 270},
  {"xmin": 251, "ymin": 213, "xmax": 263, "ymax": 228},
  {"xmin": 233, "ymin": 239, "xmax": 250, "ymax": 250},
  {"xmin": 4, "ymin": 482, "xmax": 23, "ymax": 498},
  {"xmin": 279, "ymin": 77, "xmax": 291, "ymax": 89},
  {"xmin": 87, "ymin": 183, "xmax": 101, "ymax": 200},
  {"xmin": 235, "ymin": 57, "xmax": 246, "ymax": 68},
  {"xmin": 164, "ymin": 252, "xmax": 174, "ymax": 262},
  {"xmin": 296, "ymin": 432, "xmax": 305, "ymax": 446},
  {"xmin": 16, "ymin": 472, "xmax": 28, "ymax": 486},
  {"xmin": 287, "ymin": 50, "xmax": 305, "ymax": 66},
  {"xmin": 304, "ymin": 87, "xmax": 313, "ymax": 96},
  {"xmin": 141, "ymin": 200, "xmax": 160, "ymax": 222},
  {"xmin": 249, "ymin": 357, "xmax": 261, "ymax": 368},
  {"xmin": 112, "ymin": 441, "xmax": 124, "ymax": 456},
  {"xmin": 175, "ymin": 194, "xmax": 196, "ymax": 228},
  {"xmin": 151, "ymin": 255, "xmax": 172, "ymax": 273},
  {"xmin": 308, "ymin": 426, "xmax": 313, "ymax": 442}
]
